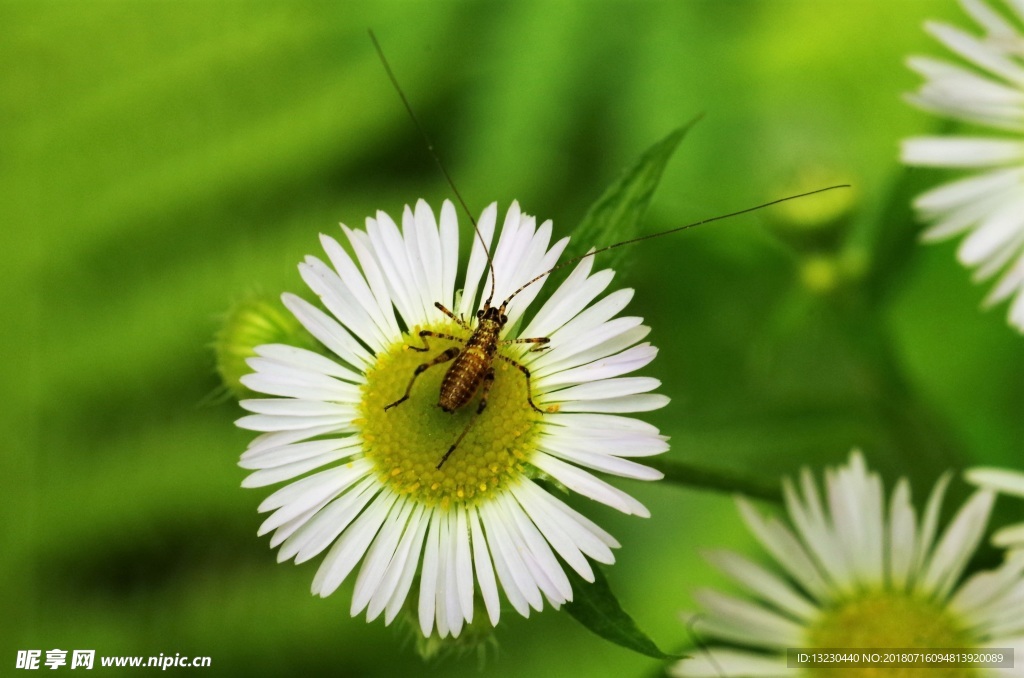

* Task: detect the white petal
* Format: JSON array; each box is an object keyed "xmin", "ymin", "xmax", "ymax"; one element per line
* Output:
[
  {"xmin": 242, "ymin": 424, "xmax": 339, "ymax": 456},
  {"xmin": 957, "ymin": 197, "xmax": 1024, "ymax": 265},
  {"xmin": 312, "ymin": 489, "xmax": 398, "ymax": 596},
  {"xmin": 557, "ymin": 393, "xmax": 670, "ymax": 413},
  {"xmin": 925, "ymin": 20, "xmax": 1024, "ymax": 87},
  {"xmin": 531, "ymin": 452, "xmax": 650, "ymax": 516},
  {"xmin": 888, "ymin": 479, "xmax": 918, "ymax": 591},
  {"xmin": 993, "ymin": 523, "xmax": 1024, "ymax": 548},
  {"xmin": 538, "ymin": 343, "xmax": 657, "ymax": 389},
  {"xmin": 520, "ymin": 260, "xmax": 611, "ymax": 340},
  {"xmin": 253, "ymin": 344, "xmax": 365, "ymax": 383},
  {"xmin": 240, "ymin": 437, "xmax": 361, "ymax": 468},
  {"xmin": 544, "ymin": 288, "xmax": 635, "ymax": 351},
  {"xmin": 240, "ymin": 372, "xmax": 358, "ymax": 404},
  {"xmin": 366, "ymin": 211, "xmax": 425, "ymax": 327},
  {"xmin": 965, "ymin": 467, "xmax": 1024, "ymax": 496},
  {"xmin": 365, "ymin": 501, "xmax": 425, "ymax": 622},
  {"xmin": 919, "ymin": 489, "xmax": 995, "ymax": 598},
  {"xmin": 283, "ymin": 475, "xmax": 379, "ymax": 563},
  {"xmin": 400, "ymin": 204, "xmax": 436, "ymax": 327},
  {"xmin": 948, "ymin": 552, "xmax": 1024, "ymax": 622},
  {"xmin": 414, "ymin": 200, "xmax": 445, "ymax": 318},
  {"xmin": 694, "ymin": 589, "xmax": 805, "ymax": 647},
  {"xmin": 736, "ymin": 498, "xmax": 832, "ymax": 601},
  {"xmin": 480, "ymin": 500, "xmax": 544, "ymax": 612},
  {"xmin": 547, "ymin": 376, "xmax": 661, "ymax": 401},
  {"xmin": 417, "ymin": 510, "xmax": 442, "ymax": 636},
  {"xmin": 705, "ymin": 550, "xmax": 817, "ymax": 622},
  {"xmin": 477, "ymin": 502, "xmax": 532, "ymax": 617},
  {"xmin": 320, "ymin": 232, "xmax": 401, "ymax": 345},
  {"xmin": 255, "ymin": 459, "xmax": 371, "ymax": 517},
  {"xmin": 350, "ymin": 497, "xmax": 413, "ymax": 615},
  {"xmin": 537, "ymin": 436, "xmax": 663, "ymax": 481},
  {"xmin": 454, "ymin": 506, "xmax": 475, "ymax": 622},
  {"xmin": 383, "ymin": 504, "xmax": 431, "ymax": 625},
  {"xmin": 438, "ymin": 201, "xmax": 459, "ymax": 311},
  {"xmin": 962, "ymin": 0, "xmax": 1019, "ymax": 38},
  {"xmin": 457, "ymin": 203, "xmax": 497, "ymax": 319},
  {"xmin": 240, "ymin": 397, "xmax": 352, "ymax": 416},
  {"xmin": 533, "ymin": 318, "xmax": 647, "ymax": 375},
  {"xmin": 913, "ymin": 168, "xmax": 1021, "ymax": 217},
  {"xmin": 468, "ymin": 505, "xmax": 501, "ymax": 626},
  {"xmin": 513, "ymin": 479, "xmax": 618, "ymax": 562},
  {"xmin": 281, "ymin": 294, "xmax": 373, "ymax": 370},
  {"xmin": 671, "ymin": 647, "xmax": 788, "ymax": 678},
  {"xmin": 235, "ymin": 413, "xmax": 351, "ymax": 432},
  {"xmin": 435, "ymin": 508, "xmax": 454, "ymax": 637},
  {"xmin": 300, "ymin": 256, "xmax": 388, "ymax": 352},
  {"xmin": 343, "ymin": 225, "xmax": 401, "ymax": 338},
  {"xmin": 902, "ymin": 136, "xmax": 1024, "ymax": 167},
  {"xmin": 914, "ymin": 472, "xmax": 952, "ymax": 580},
  {"xmin": 510, "ymin": 481, "xmax": 595, "ymax": 582},
  {"xmin": 241, "ymin": 449, "xmax": 352, "ymax": 484},
  {"xmin": 498, "ymin": 493, "xmax": 573, "ymax": 603},
  {"xmin": 539, "ymin": 428, "xmax": 668, "ymax": 458}
]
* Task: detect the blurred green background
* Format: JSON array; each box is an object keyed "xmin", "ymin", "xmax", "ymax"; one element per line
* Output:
[{"xmin": 4, "ymin": 1, "xmax": 1022, "ymax": 675}]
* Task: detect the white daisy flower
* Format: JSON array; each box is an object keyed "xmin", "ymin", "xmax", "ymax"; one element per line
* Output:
[
  {"xmin": 901, "ymin": 0, "xmax": 1024, "ymax": 331},
  {"xmin": 967, "ymin": 466, "xmax": 1024, "ymax": 553},
  {"xmin": 235, "ymin": 199, "xmax": 668, "ymax": 639},
  {"xmin": 671, "ymin": 452, "xmax": 1024, "ymax": 678}
]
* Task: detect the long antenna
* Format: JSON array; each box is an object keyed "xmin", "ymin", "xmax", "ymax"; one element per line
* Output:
[
  {"xmin": 368, "ymin": 29, "xmax": 499, "ymax": 305},
  {"xmin": 500, "ymin": 184, "xmax": 851, "ymax": 307}
]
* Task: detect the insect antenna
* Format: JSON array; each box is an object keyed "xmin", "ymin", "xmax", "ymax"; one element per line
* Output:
[
  {"xmin": 499, "ymin": 183, "xmax": 851, "ymax": 307},
  {"xmin": 368, "ymin": 29, "xmax": 499, "ymax": 307}
]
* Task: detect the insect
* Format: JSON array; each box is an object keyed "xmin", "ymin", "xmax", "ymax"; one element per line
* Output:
[{"xmin": 369, "ymin": 31, "xmax": 847, "ymax": 470}]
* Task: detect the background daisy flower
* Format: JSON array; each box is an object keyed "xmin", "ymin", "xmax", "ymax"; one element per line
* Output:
[
  {"xmin": 671, "ymin": 452, "xmax": 1024, "ymax": 677},
  {"xmin": 967, "ymin": 466, "xmax": 1024, "ymax": 553},
  {"xmin": 902, "ymin": 0, "xmax": 1024, "ymax": 331},
  {"xmin": 235, "ymin": 199, "xmax": 668, "ymax": 638}
]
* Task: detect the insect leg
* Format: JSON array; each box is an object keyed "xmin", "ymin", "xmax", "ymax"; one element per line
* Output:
[
  {"xmin": 383, "ymin": 347, "xmax": 460, "ymax": 411},
  {"xmin": 500, "ymin": 336, "xmax": 551, "ymax": 352},
  {"xmin": 497, "ymin": 354, "xmax": 546, "ymax": 414},
  {"xmin": 433, "ymin": 301, "xmax": 470, "ymax": 330},
  {"xmin": 436, "ymin": 367, "xmax": 495, "ymax": 470},
  {"xmin": 407, "ymin": 329, "xmax": 465, "ymax": 353}
]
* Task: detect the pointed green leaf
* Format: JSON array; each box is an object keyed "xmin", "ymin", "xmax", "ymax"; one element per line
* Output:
[
  {"xmin": 564, "ymin": 565, "xmax": 681, "ymax": 660},
  {"xmin": 564, "ymin": 116, "xmax": 703, "ymax": 271}
]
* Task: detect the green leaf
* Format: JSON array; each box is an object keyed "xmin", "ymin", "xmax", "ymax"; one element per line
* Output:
[
  {"xmin": 564, "ymin": 116, "xmax": 703, "ymax": 271},
  {"xmin": 564, "ymin": 565, "xmax": 680, "ymax": 660}
]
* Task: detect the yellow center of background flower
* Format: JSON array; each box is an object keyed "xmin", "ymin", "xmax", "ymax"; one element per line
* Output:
[
  {"xmin": 357, "ymin": 322, "xmax": 542, "ymax": 509},
  {"xmin": 807, "ymin": 591, "xmax": 977, "ymax": 678}
]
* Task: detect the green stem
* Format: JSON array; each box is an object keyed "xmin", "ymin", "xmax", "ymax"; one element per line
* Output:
[{"xmin": 646, "ymin": 457, "xmax": 782, "ymax": 502}]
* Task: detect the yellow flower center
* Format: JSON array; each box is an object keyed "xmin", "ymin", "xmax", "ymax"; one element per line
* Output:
[
  {"xmin": 806, "ymin": 591, "xmax": 978, "ymax": 678},
  {"xmin": 356, "ymin": 322, "xmax": 542, "ymax": 510}
]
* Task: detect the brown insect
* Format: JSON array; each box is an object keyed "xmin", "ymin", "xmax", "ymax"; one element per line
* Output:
[
  {"xmin": 369, "ymin": 31, "xmax": 848, "ymax": 470},
  {"xmin": 382, "ymin": 289, "xmax": 551, "ymax": 470}
]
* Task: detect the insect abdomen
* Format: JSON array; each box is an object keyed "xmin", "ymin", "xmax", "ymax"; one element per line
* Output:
[{"xmin": 439, "ymin": 348, "xmax": 490, "ymax": 412}]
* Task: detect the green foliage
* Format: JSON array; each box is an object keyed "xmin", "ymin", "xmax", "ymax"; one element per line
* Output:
[
  {"xmin": 563, "ymin": 119, "xmax": 700, "ymax": 272},
  {"xmin": 564, "ymin": 566, "xmax": 679, "ymax": 660}
]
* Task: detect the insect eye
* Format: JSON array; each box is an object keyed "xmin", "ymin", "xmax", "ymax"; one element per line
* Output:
[
  {"xmin": 500, "ymin": 313, "xmax": 508, "ymax": 324},
  {"xmin": 476, "ymin": 309, "xmax": 484, "ymax": 319}
]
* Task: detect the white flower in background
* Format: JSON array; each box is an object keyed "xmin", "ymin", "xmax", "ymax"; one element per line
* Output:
[
  {"xmin": 235, "ymin": 199, "xmax": 668, "ymax": 638},
  {"xmin": 672, "ymin": 452, "xmax": 1024, "ymax": 678},
  {"xmin": 901, "ymin": 0, "xmax": 1024, "ymax": 332},
  {"xmin": 967, "ymin": 466, "xmax": 1024, "ymax": 553}
]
